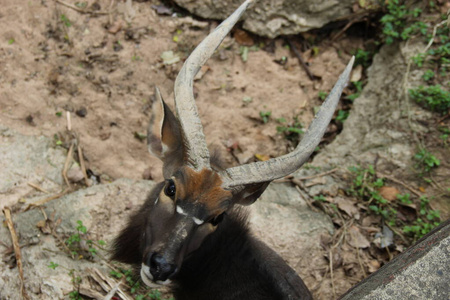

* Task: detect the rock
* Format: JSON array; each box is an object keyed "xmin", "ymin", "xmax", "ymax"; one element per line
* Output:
[
  {"xmin": 310, "ymin": 43, "xmax": 425, "ymax": 170},
  {"xmin": 172, "ymin": 0, "xmax": 354, "ymax": 38},
  {"xmin": 0, "ymin": 126, "xmax": 66, "ymax": 210},
  {"xmin": 340, "ymin": 220, "xmax": 450, "ymax": 299},
  {"xmin": 67, "ymin": 165, "xmax": 85, "ymax": 183},
  {"xmin": 0, "ymin": 178, "xmax": 155, "ymax": 300},
  {"xmin": 251, "ymin": 182, "xmax": 334, "ymax": 280},
  {"xmin": 294, "ymin": 42, "xmax": 432, "ymax": 199}
]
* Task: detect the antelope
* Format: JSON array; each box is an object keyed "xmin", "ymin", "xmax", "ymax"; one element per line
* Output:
[{"xmin": 112, "ymin": 0, "xmax": 354, "ymax": 299}]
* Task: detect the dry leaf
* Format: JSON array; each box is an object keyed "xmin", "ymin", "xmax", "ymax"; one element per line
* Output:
[
  {"xmin": 368, "ymin": 260, "xmax": 380, "ymax": 273},
  {"xmin": 350, "ymin": 64, "xmax": 363, "ymax": 82},
  {"xmin": 234, "ymin": 29, "xmax": 254, "ymax": 46},
  {"xmin": 379, "ymin": 186, "xmax": 400, "ymax": 201},
  {"xmin": 36, "ymin": 219, "xmax": 52, "ymax": 234},
  {"xmin": 254, "ymin": 154, "xmax": 270, "ymax": 161},
  {"xmin": 335, "ymin": 197, "xmax": 360, "ymax": 219},
  {"xmin": 161, "ymin": 51, "xmax": 180, "ymax": 65},
  {"xmin": 361, "ymin": 215, "xmax": 381, "ymax": 227},
  {"xmin": 108, "ymin": 20, "xmax": 122, "ymax": 34},
  {"xmin": 348, "ymin": 225, "xmax": 370, "ymax": 249}
]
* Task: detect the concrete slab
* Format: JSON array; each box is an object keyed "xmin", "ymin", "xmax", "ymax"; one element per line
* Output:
[{"xmin": 340, "ymin": 219, "xmax": 450, "ymax": 300}]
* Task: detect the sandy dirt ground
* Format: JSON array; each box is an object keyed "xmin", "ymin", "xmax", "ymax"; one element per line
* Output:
[{"xmin": 0, "ymin": 0, "xmax": 357, "ymax": 187}]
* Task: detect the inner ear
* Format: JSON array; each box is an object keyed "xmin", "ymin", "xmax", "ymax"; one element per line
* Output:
[
  {"xmin": 147, "ymin": 87, "xmax": 184, "ymax": 177},
  {"xmin": 232, "ymin": 182, "xmax": 270, "ymax": 206}
]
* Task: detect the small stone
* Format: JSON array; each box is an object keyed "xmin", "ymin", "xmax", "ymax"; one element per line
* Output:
[
  {"xmin": 67, "ymin": 166, "xmax": 84, "ymax": 183},
  {"xmin": 75, "ymin": 107, "xmax": 87, "ymax": 118}
]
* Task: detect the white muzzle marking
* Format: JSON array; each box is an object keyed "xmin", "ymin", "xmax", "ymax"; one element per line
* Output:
[{"xmin": 140, "ymin": 263, "xmax": 172, "ymax": 287}]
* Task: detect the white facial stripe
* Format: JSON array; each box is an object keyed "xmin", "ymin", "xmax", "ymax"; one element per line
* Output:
[
  {"xmin": 193, "ymin": 217, "xmax": 204, "ymax": 225},
  {"xmin": 154, "ymin": 197, "xmax": 159, "ymax": 205},
  {"xmin": 176, "ymin": 205, "xmax": 204, "ymax": 225},
  {"xmin": 176, "ymin": 205, "xmax": 187, "ymax": 215}
]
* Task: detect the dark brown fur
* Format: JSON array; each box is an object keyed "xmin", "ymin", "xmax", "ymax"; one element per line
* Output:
[{"xmin": 112, "ymin": 179, "xmax": 313, "ymax": 299}]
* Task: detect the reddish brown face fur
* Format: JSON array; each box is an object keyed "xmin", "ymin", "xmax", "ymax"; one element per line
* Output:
[{"xmin": 174, "ymin": 167, "xmax": 233, "ymax": 217}]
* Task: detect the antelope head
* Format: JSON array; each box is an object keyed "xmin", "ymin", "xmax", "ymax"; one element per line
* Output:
[{"xmin": 140, "ymin": 0, "xmax": 354, "ymax": 286}]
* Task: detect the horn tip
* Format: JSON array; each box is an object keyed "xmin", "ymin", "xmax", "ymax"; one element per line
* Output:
[{"xmin": 345, "ymin": 56, "xmax": 355, "ymax": 74}]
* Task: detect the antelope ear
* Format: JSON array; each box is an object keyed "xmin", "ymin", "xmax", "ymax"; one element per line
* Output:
[
  {"xmin": 231, "ymin": 182, "xmax": 270, "ymax": 206},
  {"xmin": 147, "ymin": 87, "xmax": 184, "ymax": 178}
]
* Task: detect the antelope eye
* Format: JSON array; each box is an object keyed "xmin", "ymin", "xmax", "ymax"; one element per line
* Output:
[
  {"xmin": 164, "ymin": 179, "xmax": 176, "ymax": 197},
  {"xmin": 209, "ymin": 212, "xmax": 225, "ymax": 226}
]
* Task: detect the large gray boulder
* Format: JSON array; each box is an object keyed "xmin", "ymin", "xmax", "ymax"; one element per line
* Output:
[{"xmin": 173, "ymin": 0, "xmax": 354, "ymax": 38}]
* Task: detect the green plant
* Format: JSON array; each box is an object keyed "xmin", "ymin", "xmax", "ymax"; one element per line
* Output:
[
  {"xmin": 60, "ymin": 14, "xmax": 72, "ymax": 27},
  {"xmin": 348, "ymin": 165, "xmax": 397, "ymax": 222},
  {"xmin": 65, "ymin": 220, "xmax": 106, "ymax": 258},
  {"xmin": 346, "ymin": 81, "xmax": 364, "ymax": 101},
  {"xmin": 438, "ymin": 126, "xmax": 449, "ymax": 144},
  {"xmin": 259, "ymin": 111, "xmax": 271, "ymax": 124},
  {"xmin": 173, "ymin": 29, "xmax": 182, "ymax": 43},
  {"xmin": 422, "ymin": 69, "xmax": 435, "ymax": 81},
  {"xmin": 75, "ymin": 2, "xmax": 87, "ymax": 8},
  {"xmin": 380, "ymin": 0, "xmax": 426, "ymax": 44},
  {"xmin": 276, "ymin": 116, "xmax": 303, "ymax": 144},
  {"xmin": 403, "ymin": 196, "xmax": 440, "ymax": 240},
  {"xmin": 318, "ymin": 91, "xmax": 328, "ymax": 101},
  {"xmin": 48, "ymin": 261, "xmax": 59, "ymax": 270},
  {"xmin": 414, "ymin": 148, "xmax": 440, "ymax": 173},
  {"xmin": 335, "ymin": 110, "xmax": 349, "ymax": 122},
  {"xmin": 409, "ymin": 85, "xmax": 450, "ymax": 114},
  {"xmin": 411, "ymin": 24, "xmax": 449, "ymax": 77},
  {"xmin": 239, "ymin": 45, "xmax": 259, "ymax": 62},
  {"xmin": 110, "ymin": 268, "xmax": 173, "ymax": 299},
  {"xmin": 353, "ymin": 48, "xmax": 373, "ymax": 67},
  {"xmin": 397, "ymin": 193, "xmax": 412, "ymax": 204},
  {"xmin": 313, "ymin": 195, "xmax": 327, "ymax": 202},
  {"xmin": 8, "ymin": 38, "xmax": 14, "ymax": 45},
  {"xmin": 53, "ymin": 134, "xmax": 63, "ymax": 146},
  {"xmin": 412, "ymin": 53, "xmax": 426, "ymax": 67}
]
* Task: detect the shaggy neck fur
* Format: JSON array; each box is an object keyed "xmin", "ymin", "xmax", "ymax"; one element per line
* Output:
[{"xmin": 112, "ymin": 183, "xmax": 312, "ymax": 300}]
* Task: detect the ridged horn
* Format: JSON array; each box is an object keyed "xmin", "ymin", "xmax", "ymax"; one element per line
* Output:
[
  {"xmin": 174, "ymin": 0, "xmax": 253, "ymax": 171},
  {"xmin": 220, "ymin": 56, "xmax": 355, "ymax": 190}
]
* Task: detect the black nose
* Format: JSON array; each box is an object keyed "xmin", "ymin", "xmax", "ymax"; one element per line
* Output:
[{"xmin": 148, "ymin": 253, "xmax": 176, "ymax": 282}]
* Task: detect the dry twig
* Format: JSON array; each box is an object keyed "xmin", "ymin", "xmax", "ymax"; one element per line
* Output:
[
  {"xmin": 66, "ymin": 111, "xmax": 72, "ymax": 131},
  {"xmin": 329, "ymin": 249, "xmax": 336, "ymax": 299},
  {"xmin": 295, "ymin": 168, "xmax": 338, "ymax": 181},
  {"xmin": 27, "ymin": 182, "xmax": 49, "ymax": 194},
  {"xmin": 77, "ymin": 144, "xmax": 91, "ymax": 187},
  {"xmin": 377, "ymin": 172, "xmax": 422, "ymax": 197},
  {"xmin": 62, "ymin": 142, "xmax": 75, "ymax": 189},
  {"xmin": 286, "ymin": 38, "xmax": 316, "ymax": 81},
  {"xmin": 25, "ymin": 189, "xmax": 69, "ymax": 211},
  {"xmin": 2, "ymin": 207, "xmax": 31, "ymax": 300}
]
